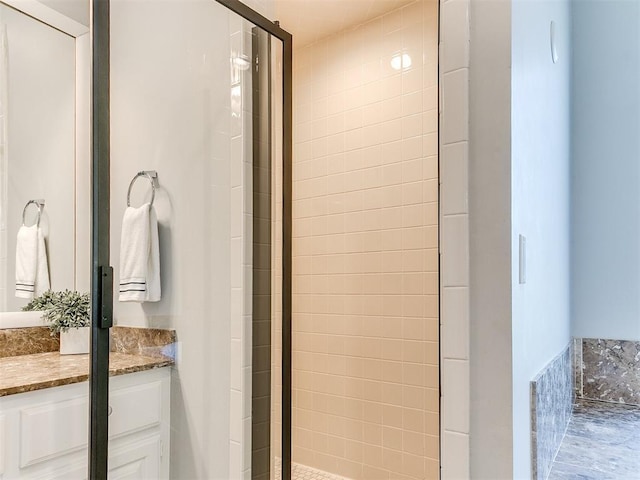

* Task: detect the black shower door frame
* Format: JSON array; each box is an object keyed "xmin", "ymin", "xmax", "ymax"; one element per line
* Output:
[{"xmin": 89, "ymin": 0, "xmax": 292, "ymax": 478}]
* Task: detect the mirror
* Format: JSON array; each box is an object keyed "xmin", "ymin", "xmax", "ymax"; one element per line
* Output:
[{"xmin": 0, "ymin": 0, "xmax": 89, "ymax": 320}]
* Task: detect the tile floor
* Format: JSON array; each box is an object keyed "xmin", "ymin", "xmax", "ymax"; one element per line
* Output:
[
  {"xmin": 274, "ymin": 459, "xmax": 351, "ymax": 480},
  {"xmin": 549, "ymin": 399, "xmax": 640, "ymax": 479}
]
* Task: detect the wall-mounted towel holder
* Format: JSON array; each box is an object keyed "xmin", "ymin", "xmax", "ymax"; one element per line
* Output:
[
  {"xmin": 127, "ymin": 171, "xmax": 158, "ymax": 207},
  {"xmin": 22, "ymin": 199, "xmax": 45, "ymax": 227}
]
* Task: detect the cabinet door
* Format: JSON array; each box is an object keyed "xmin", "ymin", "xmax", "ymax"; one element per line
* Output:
[
  {"xmin": 0, "ymin": 415, "xmax": 5, "ymax": 479},
  {"xmin": 108, "ymin": 436, "xmax": 161, "ymax": 480},
  {"xmin": 27, "ymin": 435, "xmax": 160, "ymax": 480}
]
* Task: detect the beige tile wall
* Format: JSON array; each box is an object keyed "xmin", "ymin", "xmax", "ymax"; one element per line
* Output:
[{"xmin": 291, "ymin": 2, "xmax": 439, "ymax": 479}]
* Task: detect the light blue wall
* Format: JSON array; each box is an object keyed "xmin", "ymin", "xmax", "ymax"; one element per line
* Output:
[
  {"xmin": 571, "ymin": 0, "xmax": 640, "ymax": 341},
  {"xmin": 511, "ymin": 0, "xmax": 571, "ymax": 478}
]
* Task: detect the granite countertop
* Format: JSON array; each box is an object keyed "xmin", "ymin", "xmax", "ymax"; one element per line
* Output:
[{"xmin": 0, "ymin": 351, "xmax": 173, "ymax": 397}]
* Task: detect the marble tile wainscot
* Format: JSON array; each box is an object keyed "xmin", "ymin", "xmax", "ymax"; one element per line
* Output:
[
  {"xmin": 530, "ymin": 343, "xmax": 573, "ymax": 480},
  {"xmin": 576, "ymin": 338, "xmax": 640, "ymax": 406}
]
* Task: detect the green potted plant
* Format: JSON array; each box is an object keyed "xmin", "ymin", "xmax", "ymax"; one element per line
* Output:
[{"xmin": 23, "ymin": 290, "xmax": 91, "ymax": 354}]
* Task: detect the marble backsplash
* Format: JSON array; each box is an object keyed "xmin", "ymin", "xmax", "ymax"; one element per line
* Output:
[
  {"xmin": 111, "ymin": 326, "xmax": 176, "ymax": 360},
  {"xmin": 0, "ymin": 327, "xmax": 59, "ymax": 358},
  {"xmin": 575, "ymin": 338, "xmax": 640, "ymax": 406},
  {"xmin": 0, "ymin": 325, "xmax": 176, "ymax": 360},
  {"xmin": 531, "ymin": 343, "xmax": 573, "ymax": 480}
]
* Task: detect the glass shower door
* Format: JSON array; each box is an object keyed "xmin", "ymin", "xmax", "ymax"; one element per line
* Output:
[
  {"xmin": 106, "ymin": 0, "xmax": 291, "ymax": 478},
  {"xmin": 0, "ymin": 1, "xmax": 291, "ymax": 479}
]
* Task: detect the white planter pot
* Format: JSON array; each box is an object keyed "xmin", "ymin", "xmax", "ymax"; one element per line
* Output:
[{"xmin": 60, "ymin": 327, "xmax": 90, "ymax": 355}]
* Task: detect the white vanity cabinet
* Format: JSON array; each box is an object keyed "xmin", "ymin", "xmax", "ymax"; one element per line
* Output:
[{"xmin": 0, "ymin": 368, "xmax": 170, "ymax": 480}]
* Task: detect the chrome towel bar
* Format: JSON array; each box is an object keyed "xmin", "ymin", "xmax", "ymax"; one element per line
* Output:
[
  {"xmin": 22, "ymin": 199, "xmax": 45, "ymax": 227},
  {"xmin": 127, "ymin": 171, "xmax": 158, "ymax": 207}
]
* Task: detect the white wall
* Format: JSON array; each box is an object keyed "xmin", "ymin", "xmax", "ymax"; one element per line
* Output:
[
  {"xmin": 511, "ymin": 0, "xmax": 571, "ymax": 478},
  {"xmin": 38, "ymin": 0, "xmax": 89, "ymax": 27},
  {"xmin": 2, "ymin": 4, "xmax": 76, "ymax": 310},
  {"xmin": 468, "ymin": 0, "xmax": 513, "ymax": 477},
  {"xmin": 571, "ymin": 0, "xmax": 640, "ymax": 341}
]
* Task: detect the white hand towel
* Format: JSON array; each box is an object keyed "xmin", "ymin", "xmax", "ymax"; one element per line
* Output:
[
  {"xmin": 34, "ymin": 228, "xmax": 49, "ymax": 296},
  {"xmin": 15, "ymin": 225, "xmax": 50, "ymax": 299},
  {"xmin": 119, "ymin": 203, "xmax": 161, "ymax": 302}
]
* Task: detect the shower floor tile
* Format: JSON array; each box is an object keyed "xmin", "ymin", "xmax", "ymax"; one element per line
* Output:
[
  {"xmin": 548, "ymin": 399, "xmax": 640, "ymax": 479},
  {"xmin": 274, "ymin": 458, "xmax": 352, "ymax": 480}
]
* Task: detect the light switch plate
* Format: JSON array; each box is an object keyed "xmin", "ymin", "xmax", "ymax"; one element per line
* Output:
[
  {"xmin": 519, "ymin": 234, "xmax": 526, "ymax": 284},
  {"xmin": 550, "ymin": 21, "xmax": 559, "ymax": 64}
]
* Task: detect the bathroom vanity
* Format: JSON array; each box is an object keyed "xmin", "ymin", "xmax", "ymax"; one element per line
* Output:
[{"xmin": 0, "ymin": 327, "xmax": 174, "ymax": 480}]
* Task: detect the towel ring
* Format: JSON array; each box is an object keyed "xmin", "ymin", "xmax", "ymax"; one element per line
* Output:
[
  {"xmin": 22, "ymin": 199, "xmax": 45, "ymax": 227},
  {"xmin": 127, "ymin": 171, "xmax": 157, "ymax": 207}
]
